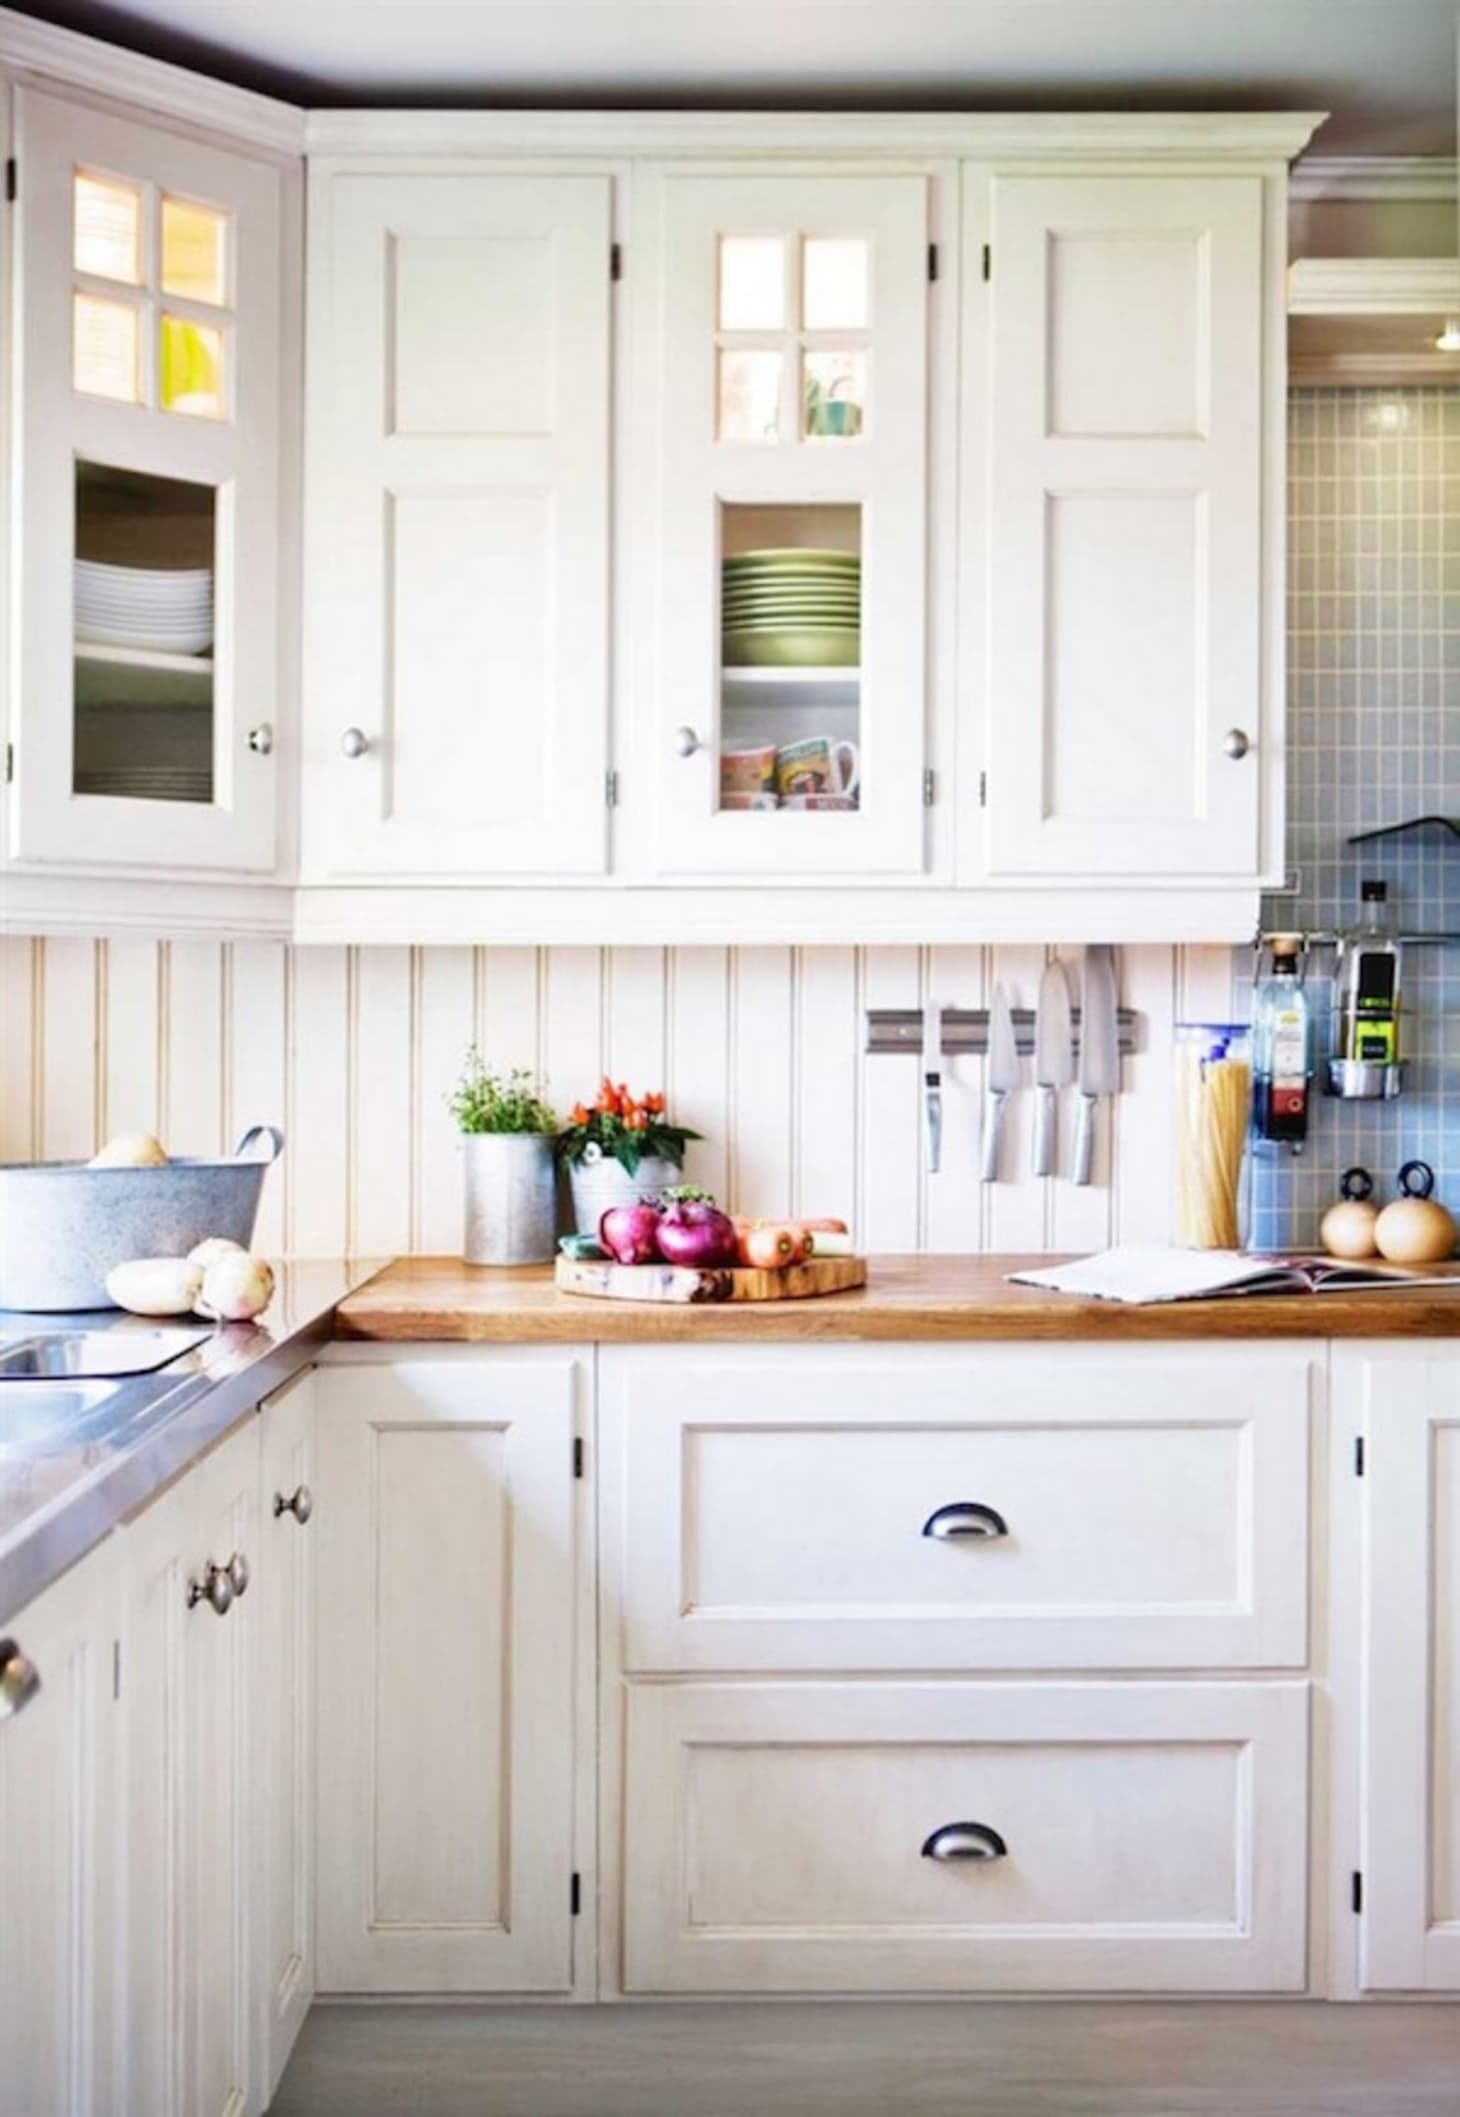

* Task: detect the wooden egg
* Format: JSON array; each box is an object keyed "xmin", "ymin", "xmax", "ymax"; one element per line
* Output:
[
  {"xmin": 1320, "ymin": 1199, "xmax": 1379, "ymax": 1260},
  {"xmin": 1374, "ymin": 1161, "xmax": 1456, "ymax": 1266}
]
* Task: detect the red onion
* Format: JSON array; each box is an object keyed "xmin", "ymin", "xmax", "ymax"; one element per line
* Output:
[
  {"xmin": 654, "ymin": 1199, "xmax": 738, "ymax": 1268},
  {"xmin": 599, "ymin": 1202, "xmax": 663, "ymax": 1265}
]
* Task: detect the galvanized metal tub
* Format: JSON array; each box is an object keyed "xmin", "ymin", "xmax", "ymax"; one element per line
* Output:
[{"xmin": 0, "ymin": 1125, "xmax": 284, "ymax": 1311}]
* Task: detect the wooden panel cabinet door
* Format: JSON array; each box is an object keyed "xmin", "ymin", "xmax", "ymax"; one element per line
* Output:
[
  {"xmin": 315, "ymin": 1355, "xmax": 579, "ymax": 1991},
  {"xmin": 11, "ymin": 87, "xmax": 282, "ymax": 872},
  {"xmin": 982, "ymin": 172, "xmax": 1267, "ymax": 880},
  {"xmin": 303, "ymin": 171, "xmax": 612, "ymax": 879},
  {"xmin": 0, "ymin": 1540, "xmax": 116, "ymax": 2117},
  {"xmin": 1346, "ymin": 1346, "xmax": 1460, "ymax": 1991},
  {"xmin": 257, "ymin": 1368, "xmax": 317, "ymax": 2097},
  {"xmin": 118, "ymin": 1418, "xmax": 260, "ymax": 2117}
]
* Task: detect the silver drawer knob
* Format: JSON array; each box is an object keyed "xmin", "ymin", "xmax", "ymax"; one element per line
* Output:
[
  {"xmin": 674, "ymin": 726, "xmax": 701, "ymax": 759},
  {"xmin": 247, "ymin": 722, "xmax": 274, "ymax": 756},
  {"xmin": 225, "ymin": 1551, "xmax": 250, "ymax": 1599},
  {"xmin": 274, "ymin": 1484, "xmax": 313, "ymax": 1525},
  {"xmin": 188, "ymin": 1562, "xmax": 234, "ymax": 1617},
  {"xmin": 1223, "ymin": 728, "xmax": 1250, "ymax": 761},
  {"xmin": 0, "ymin": 1638, "xmax": 41, "ymax": 1719},
  {"xmin": 921, "ymin": 1821, "xmax": 1008, "ymax": 1863},
  {"xmin": 341, "ymin": 727, "xmax": 370, "ymax": 760}
]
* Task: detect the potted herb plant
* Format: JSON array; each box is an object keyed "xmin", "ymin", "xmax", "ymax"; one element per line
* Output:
[
  {"xmin": 448, "ymin": 1050, "xmax": 559, "ymax": 1266},
  {"xmin": 558, "ymin": 1079, "xmax": 701, "ymax": 1234}
]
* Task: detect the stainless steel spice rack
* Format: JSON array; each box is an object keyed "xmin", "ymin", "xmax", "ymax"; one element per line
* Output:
[{"xmin": 865, "ymin": 1007, "xmax": 1140, "ymax": 1059}]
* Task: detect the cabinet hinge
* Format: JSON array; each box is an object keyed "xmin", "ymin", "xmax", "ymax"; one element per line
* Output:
[
  {"xmin": 981, "ymin": 242, "xmax": 991, "ymax": 282},
  {"xmin": 927, "ymin": 242, "xmax": 938, "ymax": 283},
  {"xmin": 4, "ymin": 742, "xmax": 12, "ymax": 786},
  {"xmin": 571, "ymin": 1871, "xmax": 582, "ymax": 1916},
  {"xmin": 922, "ymin": 768, "xmax": 936, "ymax": 808},
  {"xmin": 1354, "ymin": 1435, "xmax": 1366, "ymax": 1477},
  {"xmin": 573, "ymin": 1435, "xmax": 585, "ymax": 1479},
  {"xmin": 610, "ymin": 242, "xmax": 622, "ymax": 282},
  {"xmin": 1351, "ymin": 1870, "xmax": 1363, "ymax": 1915},
  {"xmin": 978, "ymin": 769, "xmax": 988, "ymax": 808},
  {"xmin": 112, "ymin": 1638, "xmax": 121, "ymax": 1701},
  {"xmin": 4, "ymin": 158, "xmax": 15, "ymax": 205},
  {"xmin": 605, "ymin": 768, "xmax": 619, "ymax": 809}
]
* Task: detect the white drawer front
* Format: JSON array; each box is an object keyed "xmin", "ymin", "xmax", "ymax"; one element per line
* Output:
[
  {"xmin": 605, "ymin": 1345, "xmax": 1314, "ymax": 1671},
  {"xmin": 623, "ymin": 1679, "xmax": 1309, "ymax": 1994}
]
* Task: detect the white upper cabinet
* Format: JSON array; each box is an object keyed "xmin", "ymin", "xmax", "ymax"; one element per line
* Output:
[
  {"xmin": 979, "ymin": 172, "xmax": 1271, "ymax": 882},
  {"xmin": 302, "ymin": 168, "xmax": 613, "ymax": 879},
  {"xmin": 8, "ymin": 88, "xmax": 283, "ymax": 873},
  {"xmin": 646, "ymin": 170, "xmax": 936, "ymax": 878}
]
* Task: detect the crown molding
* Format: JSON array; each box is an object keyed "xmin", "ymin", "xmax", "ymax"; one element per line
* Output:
[
  {"xmin": 305, "ymin": 107, "xmax": 1326, "ymax": 163},
  {"xmin": 1290, "ymin": 155, "xmax": 1457, "ymax": 203},
  {"xmin": 1288, "ymin": 256, "xmax": 1460, "ymax": 316},
  {"xmin": 0, "ymin": 6, "xmax": 304, "ymax": 158}
]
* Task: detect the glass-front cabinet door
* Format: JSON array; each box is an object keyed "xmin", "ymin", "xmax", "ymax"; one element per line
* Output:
[
  {"xmin": 650, "ymin": 172, "xmax": 932, "ymax": 877},
  {"xmin": 9, "ymin": 89, "xmax": 282, "ymax": 871}
]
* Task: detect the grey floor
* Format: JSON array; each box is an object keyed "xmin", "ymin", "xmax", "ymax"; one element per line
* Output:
[{"xmin": 271, "ymin": 2000, "xmax": 1460, "ymax": 2117}]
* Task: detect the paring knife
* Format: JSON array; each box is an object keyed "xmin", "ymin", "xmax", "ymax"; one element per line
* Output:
[
  {"xmin": 1073, "ymin": 944, "xmax": 1120, "ymax": 1188},
  {"xmin": 922, "ymin": 1001, "xmax": 943, "ymax": 1176},
  {"xmin": 980, "ymin": 985, "xmax": 1020, "ymax": 1183},
  {"xmin": 1032, "ymin": 958, "xmax": 1074, "ymax": 1178}
]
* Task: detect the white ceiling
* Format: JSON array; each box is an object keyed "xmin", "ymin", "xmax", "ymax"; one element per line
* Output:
[{"xmin": 20, "ymin": 0, "xmax": 1460, "ymax": 156}]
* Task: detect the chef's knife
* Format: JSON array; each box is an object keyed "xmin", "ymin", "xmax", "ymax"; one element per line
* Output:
[
  {"xmin": 1073, "ymin": 944, "xmax": 1119, "ymax": 1188},
  {"xmin": 980, "ymin": 985, "xmax": 1020, "ymax": 1183},
  {"xmin": 1032, "ymin": 958, "xmax": 1074, "ymax": 1178}
]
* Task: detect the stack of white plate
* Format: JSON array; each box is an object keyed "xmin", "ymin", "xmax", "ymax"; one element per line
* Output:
[
  {"xmin": 75, "ymin": 559, "xmax": 214, "ymax": 656},
  {"xmin": 74, "ymin": 766, "xmax": 213, "ymax": 804}
]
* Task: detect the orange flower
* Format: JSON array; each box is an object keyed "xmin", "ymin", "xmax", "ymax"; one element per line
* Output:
[
  {"xmin": 625, "ymin": 1109, "xmax": 648, "ymax": 1131},
  {"xmin": 596, "ymin": 1077, "xmax": 620, "ymax": 1115},
  {"xmin": 569, "ymin": 1102, "xmax": 590, "ymax": 1126},
  {"xmin": 643, "ymin": 1091, "xmax": 666, "ymax": 1114}
]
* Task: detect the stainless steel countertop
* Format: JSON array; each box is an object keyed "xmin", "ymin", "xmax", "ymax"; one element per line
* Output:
[{"xmin": 0, "ymin": 1259, "xmax": 383, "ymax": 1625}]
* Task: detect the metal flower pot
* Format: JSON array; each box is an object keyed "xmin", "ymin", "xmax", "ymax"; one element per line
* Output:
[
  {"xmin": 567, "ymin": 1150, "xmax": 681, "ymax": 1237},
  {"xmin": 462, "ymin": 1133, "xmax": 557, "ymax": 1266}
]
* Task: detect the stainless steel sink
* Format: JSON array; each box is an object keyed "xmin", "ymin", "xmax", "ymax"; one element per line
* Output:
[
  {"xmin": 0, "ymin": 1379, "xmax": 121, "ymax": 1453},
  {"xmin": 0, "ymin": 1326, "xmax": 210, "ymax": 1381}
]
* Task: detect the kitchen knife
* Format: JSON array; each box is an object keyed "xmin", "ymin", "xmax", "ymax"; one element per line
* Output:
[
  {"xmin": 1032, "ymin": 958, "xmax": 1074, "ymax": 1178},
  {"xmin": 980, "ymin": 985, "xmax": 1020, "ymax": 1183},
  {"xmin": 1073, "ymin": 944, "xmax": 1119, "ymax": 1188}
]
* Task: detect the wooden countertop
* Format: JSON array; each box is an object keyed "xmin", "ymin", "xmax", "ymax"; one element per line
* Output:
[{"xmin": 336, "ymin": 1254, "xmax": 1460, "ymax": 1343}]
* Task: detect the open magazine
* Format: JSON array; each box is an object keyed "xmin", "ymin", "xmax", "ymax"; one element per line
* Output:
[{"xmin": 1009, "ymin": 1246, "xmax": 1458, "ymax": 1306}]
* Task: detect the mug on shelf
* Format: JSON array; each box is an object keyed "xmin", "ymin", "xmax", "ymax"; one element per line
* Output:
[
  {"xmin": 776, "ymin": 735, "xmax": 859, "ymax": 801},
  {"xmin": 720, "ymin": 744, "xmax": 779, "ymax": 800}
]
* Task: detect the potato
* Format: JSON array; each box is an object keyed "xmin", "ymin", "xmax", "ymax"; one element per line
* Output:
[
  {"xmin": 195, "ymin": 1252, "xmax": 275, "ymax": 1323},
  {"xmin": 90, "ymin": 1131, "xmax": 168, "ymax": 1168},
  {"xmin": 107, "ymin": 1257, "xmax": 203, "ymax": 1317}
]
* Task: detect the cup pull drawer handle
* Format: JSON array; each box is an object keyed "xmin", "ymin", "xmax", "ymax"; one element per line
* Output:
[
  {"xmin": 921, "ymin": 1821, "xmax": 1008, "ymax": 1863},
  {"xmin": 921, "ymin": 1501, "xmax": 1009, "ymax": 1541}
]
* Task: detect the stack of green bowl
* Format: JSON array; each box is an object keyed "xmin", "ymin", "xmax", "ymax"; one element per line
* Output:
[{"xmin": 722, "ymin": 548, "xmax": 861, "ymax": 668}]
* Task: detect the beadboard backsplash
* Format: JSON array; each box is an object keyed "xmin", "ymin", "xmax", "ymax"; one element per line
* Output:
[{"xmin": 0, "ymin": 938, "xmax": 1234, "ymax": 1258}]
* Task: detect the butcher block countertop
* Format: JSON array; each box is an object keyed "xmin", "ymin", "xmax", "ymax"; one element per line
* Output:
[{"xmin": 336, "ymin": 1254, "xmax": 1460, "ymax": 1343}]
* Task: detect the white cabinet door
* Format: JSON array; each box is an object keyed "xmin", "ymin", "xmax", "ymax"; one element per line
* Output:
[
  {"xmin": 649, "ymin": 170, "xmax": 933, "ymax": 878},
  {"xmin": 10, "ymin": 88, "xmax": 282, "ymax": 873},
  {"xmin": 982, "ymin": 173, "xmax": 1267, "ymax": 879},
  {"xmin": 623, "ymin": 1678, "xmax": 1309, "ymax": 1994},
  {"xmin": 604, "ymin": 1343, "xmax": 1313, "ymax": 1672},
  {"xmin": 118, "ymin": 1418, "xmax": 260, "ymax": 2117},
  {"xmin": 315, "ymin": 1355, "xmax": 579, "ymax": 1990},
  {"xmin": 1344, "ymin": 1345, "xmax": 1460, "ymax": 1992},
  {"xmin": 256, "ymin": 1368, "xmax": 316, "ymax": 2097},
  {"xmin": 303, "ymin": 170, "xmax": 612, "ymax": 879},
  {"xmin": 0, "ymin": 1540, "xmax": 116, "ymax": 2117}
]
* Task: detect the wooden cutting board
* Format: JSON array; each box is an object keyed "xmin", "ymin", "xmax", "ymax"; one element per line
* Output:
[{"xmin": 554, "ymin": 1254, "xmax": 867, "ymax": 1304}]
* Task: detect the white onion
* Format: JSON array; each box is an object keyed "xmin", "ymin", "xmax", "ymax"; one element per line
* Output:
[{"xmin": 195, "ymin": 1251, "xmax": 275, "ymax": 1322}]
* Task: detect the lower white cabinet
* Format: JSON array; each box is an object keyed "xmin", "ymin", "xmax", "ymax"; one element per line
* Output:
[
  {"xmin": 118, "ymin": 1415, "xmax": 262, "ymax": 2117},
  {"xmin": 0, "ymin": 1535, "xmax": 117, "ymax": 2117},
  {"xmin": 622, "ymin": 1679, "xmax": 1309, "ymax": 1995},
  {"xmin": 314, "ymin": 1354, "xmax": 580, "ymax": 1992},
  {"xmin": 1342, "ymin": 1345, "xmax": 1460, "ymax": 1993},
  {"xmin": 257, "ymin": 1369, "xmax": 318, "ymax": 2096}
]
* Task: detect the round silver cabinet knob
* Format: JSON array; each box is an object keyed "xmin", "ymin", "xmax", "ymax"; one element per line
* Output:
[
  {"xmin": 0, "ymin": 1638, "xmax": 41, "ymax": 1719},
  {"xmin": 188, "ymin": 1564, "xmax": 234, "ymax": 1617},
  {"xmin": 225, "ymin": 1551, "xmax": 250, "ymax": 1600},
  {"xmin": 674, "ymin": 726, "xmax": 701, "ymax": 759},
  {"xmin": 274, "ymin": 1484, "xmax": 313, "ymax": 1526},
  {"xmin": 247, "ymin": 722, "xmax": 274, "ymax": 756},
  {"xmin": 341, "ymin": 727, "xmax": 370, "ymax": 760},
  {"xmin": 1223, "ymin": 728, "xmax": 1251, "ymax": 761}
]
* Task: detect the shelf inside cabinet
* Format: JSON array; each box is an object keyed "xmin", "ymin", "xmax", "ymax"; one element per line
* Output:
[{"xmin": 74, "ymin": 643, "xmax": 214, "ymax": 708}]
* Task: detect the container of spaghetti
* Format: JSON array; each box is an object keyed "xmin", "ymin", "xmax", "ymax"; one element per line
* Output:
[{"xmin": 1174, "ymin": 1023, "xmax": 1252, "ymax": 1250}]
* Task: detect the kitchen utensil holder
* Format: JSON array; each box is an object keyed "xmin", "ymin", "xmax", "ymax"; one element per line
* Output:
[{"xmin": 864, "ymin": 1007, "xmax": 1139, "ymax": 1060}]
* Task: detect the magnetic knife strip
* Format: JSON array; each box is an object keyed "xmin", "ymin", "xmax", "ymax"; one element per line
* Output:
[{"xmin": 865, "ymin": 1008, "xmax": 1141, "ymax": 1058}]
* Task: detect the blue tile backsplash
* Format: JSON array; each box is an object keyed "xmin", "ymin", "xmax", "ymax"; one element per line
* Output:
[{"xmin": 1243, "ymin": 386, "xmax": 1459, "ymax": 1251}]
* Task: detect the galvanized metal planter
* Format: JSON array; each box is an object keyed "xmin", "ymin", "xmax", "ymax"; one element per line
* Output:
[
  {"xmin": 462, "ymin": 1133, "xmax": 557, "ymax": 1266},
  {"xmin": 566, "ymin": 1150, "xmax": 682, "ymax": 1237}
]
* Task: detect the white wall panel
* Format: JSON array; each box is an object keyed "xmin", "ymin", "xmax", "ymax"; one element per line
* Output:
[{"xmin": 9, "ymin": 940, "xmax": 1194, "ymax": 1256}]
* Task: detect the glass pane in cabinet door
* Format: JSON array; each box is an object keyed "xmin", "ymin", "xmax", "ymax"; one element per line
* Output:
[
  {"xmin": 74, "ymin": 293, "xmax": 140, "ymax": 403},
  {"xmin": 718, "ymin": 348, "xmax": 782, "ymax": 443},
  {"xmin": 160, "ymin": 315, "xmax": 225, "ymax": 419},
  {"xmin": 718, "ymin": 502, "xmax": 862, "ymax": 816},
  {"xmin": 160, "ymin": 197, "xmax": 228, "ymax": 306},
  {"xmin": 804, "ymin": 349, "xmax": 866, "ymax": 439},
  {"xmin": 73, "ymin": 462, "xmax": 217, "ymax": 806},
  {"xmin": 802, "ymin": 239, "xmax": 868, "ymax": 329},
  {"xmin": 719, "ymin": 237, "xmax": 784, "ymax": 329},
  {"xmin": 74, "ymin": 173, "xmax": 142, "ymax": 285}
]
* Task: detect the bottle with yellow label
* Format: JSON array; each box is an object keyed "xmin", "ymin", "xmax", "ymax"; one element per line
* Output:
[{"xmin": 1334, "ymin": 879, "xmax": 1401, "ymax": 1069}]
